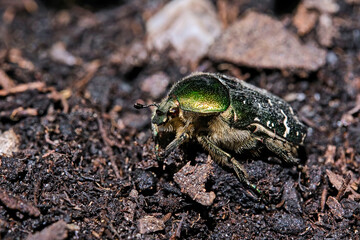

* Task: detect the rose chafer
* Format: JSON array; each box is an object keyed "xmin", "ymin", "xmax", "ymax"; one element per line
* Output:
[{"xmin": 135, "ymin": 72, "xmax": 307, "ymax": 197}]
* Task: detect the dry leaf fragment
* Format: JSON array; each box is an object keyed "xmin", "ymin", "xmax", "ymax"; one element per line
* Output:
[{"xmin": 326, "ymin": 170, "xmax": 360, "ymax": 201}]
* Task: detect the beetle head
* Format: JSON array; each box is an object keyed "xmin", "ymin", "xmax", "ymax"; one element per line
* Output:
[
  {"xmin": 135, "ymin": 72, "xmax": 231, "ymax": 125},
  {"xmin": 151, "ymin": 98, "xmax": 180, "ymax": 126}
]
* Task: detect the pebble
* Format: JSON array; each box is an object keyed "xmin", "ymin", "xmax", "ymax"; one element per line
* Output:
[{"xmin": 146, "ymin": 0, "xmax": 221, "ymax": 64}]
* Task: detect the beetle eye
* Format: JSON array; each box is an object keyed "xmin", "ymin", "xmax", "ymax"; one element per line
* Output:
[{"xmin": 168, "ymin": 107, "xmax": 179, "ymax": 117}]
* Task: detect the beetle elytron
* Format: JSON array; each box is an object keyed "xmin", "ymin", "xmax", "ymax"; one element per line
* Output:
[{"xmin": 135, "ymin": 72, "xmax": 307, "ymax": 196}]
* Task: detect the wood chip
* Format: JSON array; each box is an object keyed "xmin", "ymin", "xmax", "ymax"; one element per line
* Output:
[{"xmin": 293, "ymin": 3, "xmax": 318, "ymax": 36}]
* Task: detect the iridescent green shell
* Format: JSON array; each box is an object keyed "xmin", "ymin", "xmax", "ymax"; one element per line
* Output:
[{"xmin": 169, "ymin": 73, "xmax": 230, "ymax": 113}]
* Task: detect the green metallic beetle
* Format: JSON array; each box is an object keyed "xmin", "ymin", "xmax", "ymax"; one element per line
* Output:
[{"xmin": 135, "ymin": 72, "xmax": 307, "ymax": 196}]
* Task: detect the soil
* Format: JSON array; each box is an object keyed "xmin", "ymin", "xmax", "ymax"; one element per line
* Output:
[{"xmin": 0, "ymin": 0, "xmax": 359, "ymax": 239}]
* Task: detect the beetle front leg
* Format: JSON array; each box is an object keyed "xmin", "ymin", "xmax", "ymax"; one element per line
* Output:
[
  {"xmin": 197, "ymin": 136, "xmax": 264, "ymax": 200},
  {"xmin": 151, "ymin": 122, "xmax": 161, "ymax": 159},
  {"xmin": 160, "ymin": 132, "xmax": 189, "ymax": 158}
]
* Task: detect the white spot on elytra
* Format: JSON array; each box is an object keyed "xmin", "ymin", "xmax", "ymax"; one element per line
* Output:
[
  {"xmin": 254, "ymin": 117, "xmax": 260, "ymax": 121},
  {"xmin": 289, "ymin": 106, "xmax": 294, "ymax": 115},
  {"xmin": 243, "ymin": 100, "xmax": 246, "ymax": 104},
  {"xmin": 301, "ymin": 133, "xmax": 306, "ymax": 144},
  {"xmin": 267, "ymin": 121, "xmax": 271, "ymax": 127},
  {"xmin": 296, "ymin": 131, "xmax": 299, "ymax": 136},
  {"xmin": 268, "ymin": 99, "xmax": 273, "ymax": 106},
  {"xmin": 280, "ymin": 110, "xmax": 290, "ymax": 138}
]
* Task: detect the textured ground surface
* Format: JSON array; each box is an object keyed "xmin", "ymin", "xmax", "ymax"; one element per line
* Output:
[{"xmin": 0, "ymin": 0, "xmax": 359, "ymax": 239}]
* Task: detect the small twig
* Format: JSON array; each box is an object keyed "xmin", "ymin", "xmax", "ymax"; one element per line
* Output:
[
  {"xmin": 299, "ymin": 115, "xmax": 318, "ymax": 129},
  {"xmin": 97, "ymin": 117, "xmax": 122, "ymax": 179},
  {"xmin": 41, "ymin": 149, "xmax": 56, "ymax": 158},
  {"xmin": 73, "ymin": 60, "xmax": 100, "ymax": 92},
  {"xmin": 0, "ymin": 81, "xmax": 45, "ymax": 96},
  {"xmin": 47, "ymin": 89, "xmax": 69, "ymax": 114},
  {"xmin": 108, "ymin": 221, "xmax": 120, "ymax": 239},
  {"xmin": 176, "ymin": 212, "xmax": 187, "ymax": 238},
  {"xmin": 44, "ymin": 130, "xmax": 57, "ymax": 146},
  {"xmin": 33, "ymin": 178, "xmax": 42, "ymax": 205},
  {"xmin": 320, "ymin": 185, "xmax": 327, "ymax": 212},
  {"xmin": 0, "ymin": 107, "xmax": 38, "ymax": 120},
  {"xmin": 276, "ymin": 199, "xmax": 285, "ymax": 209},
  {"xmin": 97, "ymin": 117, "xmax": 117, "ymax": 147}
]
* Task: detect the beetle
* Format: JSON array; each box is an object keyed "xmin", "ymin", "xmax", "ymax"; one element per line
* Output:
[{"xmin": 135, "ymin": 72, "xmax": 307, "ymax": 197}]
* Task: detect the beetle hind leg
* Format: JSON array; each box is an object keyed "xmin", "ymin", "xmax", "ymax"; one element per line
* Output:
[
  {"xmin": 197, "ymin": 136, "xmax": 264, "ymax": 200},
  {"xmin": 264, "ymin": 138, "xmax": 299, "ymax": 164},
  {"xmin": 197, "ymin": 135, "xmax": 232, "ymax": 167}
]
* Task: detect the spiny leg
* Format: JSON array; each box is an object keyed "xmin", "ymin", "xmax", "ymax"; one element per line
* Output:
[
  {"xmin": 264, "ymin": 138, "xmax": 299, "ymax": 165},
  {"xmin": 197, "ymin": 135, "xmax": 264, "ymax": 200},
  {"xmin": 151, "ymin": 122, "xmax": 161, "ymax": 159},
  {"xmin": 160, "ymin": 132, "xmax": 189, "ymax": 158}
]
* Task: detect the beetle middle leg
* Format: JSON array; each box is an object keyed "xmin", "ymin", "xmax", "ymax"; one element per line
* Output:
[{"xmin": 197, "ymin": 135, "xmax": 264, "ymax": 199}]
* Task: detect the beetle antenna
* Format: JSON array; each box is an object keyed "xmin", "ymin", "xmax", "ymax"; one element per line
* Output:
[{"xmin": 134, "ymin": 102, "xmax": 159, "ymax": 109}]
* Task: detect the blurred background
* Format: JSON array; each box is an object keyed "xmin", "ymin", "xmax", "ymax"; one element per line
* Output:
[{"xmin": 0, "ymin": 0, "xmax": 359, "ymax": 239}]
